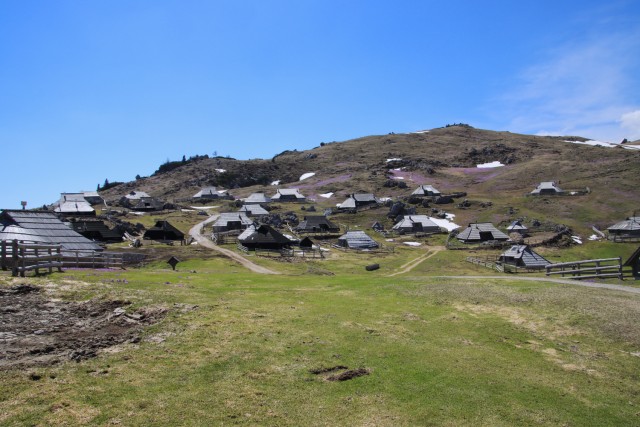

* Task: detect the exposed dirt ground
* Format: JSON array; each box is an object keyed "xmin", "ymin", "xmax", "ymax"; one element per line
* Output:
[{"xmin": 0, "ymin": 284, "xmax": 166, "ymax": 369}]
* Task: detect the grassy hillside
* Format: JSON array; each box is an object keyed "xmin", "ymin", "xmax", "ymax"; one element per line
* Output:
[{"xmin": 99, "ymin": 125, "xmax": 640, "ymax": 237}]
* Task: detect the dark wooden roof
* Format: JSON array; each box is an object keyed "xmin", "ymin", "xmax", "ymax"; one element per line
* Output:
[
  {"xmin": 239, "ymin": 225, "xmax": 292, "ymax": 248},
  {"xmin": 70, "ymin": 220, "xmax": 123, "ymax": 242},
  {"xmin": 143, "ymin": 221, "xmax": 185, "ymax": 240},
  {"xmin": 457, "ymin": 223, "xmax": 510, "ymax": 242},
  {"xmin": 0, "ymin": 210, "xmax": 103, "ymax": 253},
  {"xmin": 296, "ymin": 216, "xmax": 340, "ymax": 233}
]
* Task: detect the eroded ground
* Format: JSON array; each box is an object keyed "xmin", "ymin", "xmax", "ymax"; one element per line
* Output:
[{"xmin": 0, "ymin": 284, "xmax": 166, "ymax": 369}]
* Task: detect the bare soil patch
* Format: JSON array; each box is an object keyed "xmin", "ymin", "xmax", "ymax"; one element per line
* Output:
[
  {"xmin": 310, "ymin": 365, "xmax": 370, "ymax": 381},
  {"xmin": 0, "ymin": 284, "xmax": 166, "ymax": 369}
]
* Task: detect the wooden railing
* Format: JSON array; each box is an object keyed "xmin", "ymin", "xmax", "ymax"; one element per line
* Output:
[
  {"xmin": 1, "ymin": 240, "xmax": 63, "ymax": 277},
  {"xmin": 1, "ymin": 240, "xmax": 125, "ymax": 276},
  {"xmin": 546, "ymin": 258, "xmax": 622, "ymax": 280}
]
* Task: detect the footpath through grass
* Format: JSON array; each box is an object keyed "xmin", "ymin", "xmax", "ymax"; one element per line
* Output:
[{"xmin": 1, "ymin": 264, "xmax": 640, "ymax": 426}]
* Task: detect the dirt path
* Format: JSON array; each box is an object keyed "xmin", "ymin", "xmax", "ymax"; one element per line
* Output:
[
  {"xmin": 188, "ymin": 216, "xmax": 279, "ymax": 275},
  {"xmin": 431, "ymin": 275, "xmax": 640, "ymax": 295},
  {"xmin": 387, "ymin": 246, "xmax": 445, "ymax": 277}
]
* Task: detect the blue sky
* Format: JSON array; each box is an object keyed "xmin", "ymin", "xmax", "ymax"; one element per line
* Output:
[{"xmin": 1, "ymin": 0, "xmax": 639, "ymax": 208}]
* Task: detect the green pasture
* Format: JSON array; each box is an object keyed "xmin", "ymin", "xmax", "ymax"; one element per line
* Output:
[{"xmin": 2, "ymin": 241, "xmax": 640, "ymax": 425}]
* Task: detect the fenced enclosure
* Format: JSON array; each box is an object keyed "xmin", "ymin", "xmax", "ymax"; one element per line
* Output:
[
  {"xmin": 1, "ymin": 240, "xmax": 125, "ymax": 277},
  {"xmin": 545, "ymin": 258, "xmax": 623, "ymax": 280}
]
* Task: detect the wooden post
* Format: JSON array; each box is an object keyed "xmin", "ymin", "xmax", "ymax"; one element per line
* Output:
[
  {"xmin": 34, "ymin": 246, "xmax": 39, "ymax": 275},
  {"xmin": 11, "ymin": 240, "xmax": 18, "ymax": 277},
  {"xmin": 57, "ymin": 246, "xmax": 62, "ymax": 272}
]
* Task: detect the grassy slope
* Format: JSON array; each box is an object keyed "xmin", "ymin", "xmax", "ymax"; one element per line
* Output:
[{"xmin": 1, "ymin": 262, "xmax": 640, "ymax": 426}]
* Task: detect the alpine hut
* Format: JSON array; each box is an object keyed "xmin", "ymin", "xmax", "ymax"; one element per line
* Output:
[
  {"xmin": 392, "ymin": 215, "xmax": 442, "ymax": 234},
  {"xmin": 0, "ymin": 210, "xmax": 103, "ymax": 255},
  {"xmin": 498, "ymin": 245, "xmax": 550, "ymax": 270},
  {"xmin": 338, "ymin": 193, "xmax": 379, "ymax": 211},
  {"xmin": 623, "ymin": 246, "xmax": 640, "ymax": 278},
  {"xmin": 238, "ymin": 204, "xmax": 269, "ymax": 218},
  {"xmin": 212, "ymin": 212, "xmax": 253, "ymax": 233},
  {"xmin": 54, "ymin": 193, "xmax": 95, "ymax": 216},
  {"xmin": 244, "ymin": 192, "xmax": 272, "ymax": 205},
  {"xmin": 238, "ymin": 224, "xmax": 292, "ymax": 250},
  {"xmin": 337, "ymin": 231, "xmax": 379, "ymax": 250},
  {"xmin": 193, "ymin": 187, "xmax": 231, "ymax": 200},
  {"xmin": 506, "ymin": 220, "xmax": 529, "ymax": 236},
  {"xmin": 456, "ymin": 223, "xmax": 510, "ymax": 243},
  {"xmin": 411, "ymin": 185, "xmax": 441, "ymax": 198},
  {"xmin": 530, "ymin": 181, "xmax": 563, "ymax": 195},
  {"xmin": 295, "ymin": 215, "xmax": 340, "ymax": 234},
  {"xmin": 143, "ymin": 221, "xmax": 185, "ymax": 241},
  {"xmin": 70, "ymin": 220, "xmax": 123, "ymax": 243},
  {"xmin": 607, "ymin": 216, "xmax": 640, "ymax": 241},
  {"xmin": 271, "ymin": 189, "xmax": 306, "ymax": 203}
]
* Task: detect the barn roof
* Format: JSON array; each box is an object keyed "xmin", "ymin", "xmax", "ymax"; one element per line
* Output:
[
  {"xmin": 530, "ymin": 181, "xmax": 563, "ymax": 194},
  {"xmin": 244, "ymin": 192, "xmax": 272, "ymax": 204},
  {"xmin": 123, "ymin": 191, "xmax": 150, "ymax": 200},
  {"xmin": 272, "ymin": 189, "xmax": 305, "ymax": 200},
  {"xmin": 607, "ymin": 217, "xmax": 640, "ymax": 232},
  {"xmin": 238, "ymin": 204, "xmax": 269, "ymax": 216},
  {"xmin": 338, "ymin": 231, "xmax": 379, "ymax": 249},
  {"xmin": 500, "ymin": 245, "xmax": 550, "ymax": 268},
  {"xmin": 213, "ymin": 212, "xmax": 253, "ymax": 228},
  {"xmin": 392, "ymin": 215, "xmax": 442, "ymax": 232},
  {"xmin": 54, "ymin": 193, "xmax": 95, "ymax": 215},
  {"xmin": 239, "ymin": 224, "xmax": 292, "ymax": 245},
  {"xmin": 456, "ymin": 222, "xmax": 510, "ymax": 242},
  {"xmin": 411, "ymin": 185, "xmax": 441, "ymax": 196},
  {"xmin": 507, "ymin": 220, "xmax": 528, "ymax": 231},
  {"xmin": 70, "ymin": 220, "xmax": 123, "ymax": 242},
  {"xmin": 296, "ymin": 215, "xmax": 339, "ymax": 232},
  {"xmin": 144, "ymin": 221, "xmax": 185, "ymax": 240},
  {"xmin": 193, "ymin": 187, "xmax": 229, "ymax": 198},
  {"xmin": 0, "ymin": 210, "xmax": 103, "ymax": 253}
]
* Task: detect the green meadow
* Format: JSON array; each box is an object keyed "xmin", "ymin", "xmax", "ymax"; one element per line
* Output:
[{"xmin": 2, "ymin": 244, "xmax": 640, "ymax": 426}]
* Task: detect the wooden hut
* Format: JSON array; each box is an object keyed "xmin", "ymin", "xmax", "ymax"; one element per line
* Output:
[
  {"xmin": 193, "ymin": 187, "xmax": 231, "ymax": 200},
  {"xmin": 238, "ymin": 225, "xmax": 292, "ymax": 250},
  {"xmin": 499, "ymin": 245, "xmax": 550, "ymax": 270},
  {"xmin": 70, "ymin": 220, "xmax": 123, "ymax": 243},
  {"xmin": 295, "ymin": 216, "xmax": 340, "ymax": 234},
  {"xmin": 271, "ymin": 189, "xmax": 306, "ymax": 203},
  {"xmin": 456, "ymin": 223, "xmax": 509, "ymax": 243},
  {"xmin": 506, "ymin": 220, "xmax": 529, "ymax": 236},
  {"xmin": 244, "ymin": 192, "xmax": 272, "ymax": 205},
  {"xmin": 530, "ymin": 181, "xmax": 563, "ymax": 195},
  {"xmin": 623, "ymin": 246, "xmax": 640, "ymax": 278},
  {"xmin": 212, "ymin": 213, "xmax": 253, "ymax": 232},
  {"xmin": 392, "ymin": 215, "xmax": 442, "ymax": 234},
  {"xmin": 607, "ymin": 216, "xmax": 640, "ymax": 241},
  {"xmin": 143, "ymin": 221, "xmax": 185, "ymax": 241},
  {"xmin": 338, "ymin": 193, "xmax": 379, "ymax": 211},
  {"xmin": 238, "ymin": 204, "xmax": 269, "ymax": 218},
  {"xmin": 0, "ymin": 210, "xmax": 103, "ymax": 254},
  {"xmin": 54, "ymin": 193, "xmax": 95, "ymax": 216},
  {"xmin": 337, "ymin": 231, "xmax": 379, "ymax": 250},
  {"xmin": 411, "ymin": 185, "xmax": 441, "ymax": 197}
]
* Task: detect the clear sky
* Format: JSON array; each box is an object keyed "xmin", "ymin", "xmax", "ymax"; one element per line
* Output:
[{"xmin": 1, "ymin": 0, "xmax": 639, "ymax": 209}]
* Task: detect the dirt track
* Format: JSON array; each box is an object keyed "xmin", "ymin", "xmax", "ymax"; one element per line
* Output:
[
  {"xmin": 387, "ymin": 246, "xmax": 445, "ymax": 277},
  {"xmin": 188, "ymin": 216, "xmax": 279, "ymax": 275}
]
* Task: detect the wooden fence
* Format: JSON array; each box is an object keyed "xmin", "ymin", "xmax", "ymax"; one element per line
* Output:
[
  {"xmin": 545, "ymin": 258, "xmax": 622, "ymax": 280},
  {"xmin": 1, "ymin": 240, "xmax": 124, "ymax": 277}
]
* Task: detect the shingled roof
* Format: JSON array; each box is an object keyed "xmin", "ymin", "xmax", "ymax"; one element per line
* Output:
[
  {"xmin": 411, "ymin": 185, "xmax": 441, "ymax": 197},
  {"xmin": 337, "ymin": 231, "xmax": 379, "ymax": 249},
  {"xmin": 53, "ymin": 193, "xmax": 95, "ymax": 216},
  {"xmin": 392, "ymin": 215, "xmax": 442, "ymax": 234},
  {"xmin": 456, "ymin": 223, "xmax": 510, "ymax": 243},
  {"xmin": 499, "ymin": 245, "xmax": 550, "ymax": 269},
  {"xmin": 295, "ymin": 215, "xmax": 340, "ymax": 233},
  {"xmin": 0, "ymin": 210, "xmax": 103, "ymax": 254},
  {"xmin": 143, "ymin": 221, "xmax": 185, "ymax": 241},
  {"xmin": 239, "ymin": 224, "xmax": 292, "ymax": 250}
]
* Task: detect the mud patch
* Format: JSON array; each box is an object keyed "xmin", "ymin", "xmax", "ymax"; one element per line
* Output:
[
  {"xmin": 0, "ymin": 284, "xmax": 167, "ymax": 369},
  {"xmin": 310, "ymin": 365, "xmax": 370, "ymax": 381}
]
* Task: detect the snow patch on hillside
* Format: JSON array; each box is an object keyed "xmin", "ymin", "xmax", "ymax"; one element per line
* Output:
[
  {"xmin": 271, "ymin": 180, "xmax": 281, "ymax": 186},
  {"xmin": 565, "ymin": 140, "xmax": 640, "ymax": 150},
  {"xmin": 477, "ymin": 161, "xmax": 504, "ymax": 168},
  {"xmin": 429, "ymin": 217, "xmax": 460, "ymax": 232},
  {"xmin": 215, "ymin": 169, "xmax": 226, "ymax": 173},
  {"xmin": 319, "ymin": 192, "xmax": 334, "ymax": 198},
  {"xmin": 299, "ymin": 172, "xmax": 316, "ymax": 181}
]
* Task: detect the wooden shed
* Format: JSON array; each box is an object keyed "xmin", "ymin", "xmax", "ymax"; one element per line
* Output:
[
  {"xmin": 337, "ymin": 231, "xmax": 379, "ymax": 250},
  {"xmin": 271, "ymin": 189, "xmax": 306, "ymax": 203},
  {"xmin": 623, "ymin": 246, "xmax": 640, "ymax": 278},
  {"xmin": 0, "ymin": 210, "xmax": 103, "ymax": 255},
  {"xmin": 499, "ymin": 245, "xmax": 550, "ymax": 270},
  {"xmin": 392, "ymin": 215, "xmax": 442, "ymax": 234},
  {"xmin": 238, "ymin": 225, "xmax": 292, "ymax": 250},
  {"xmin": 457, "ymin": 223, "xmax": 510, "ymax": 243},
  {"xmin": 143, "ymin": 221, "xmax": 185, "ymax": 241},
  {"xmin": 607, "ymin": 216, "xmax": 640, "ymax": 241},
  {"xmin": 295, "ymin": 216, "xmax": 340, "ymax": 234}
]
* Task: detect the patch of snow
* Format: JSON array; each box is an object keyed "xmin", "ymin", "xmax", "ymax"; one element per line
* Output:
[
  {"xmin": 588, "ymin": 234, "xmax": 600, "ymax": 241},
  {"xmin": 130, "ymin": 212, "xmax": 145, "ymax": 216},
  {"xmin": 335, "ymin": 203, "xmax": 342, "ymax": 208},
  {"xmin": 386, "ymin": 239, "xmax": 395, "ymax": 242},
  {"xmin": 445, "ymin": 213, "xmax": 456, "ymax": 220},
  {"xmin": 393, "ymin": 167, "xmax": 404, "ymax": 171},
  {"xmin": 379, "ymin": 197, "xmax": 392, "ymax": 202},
  {"xmin": 429, "ymin": 217, "xmax": 460, "ymax": 232},
  {"xmin": 181, "ymin": 209, "xmax": 195, "ymax": 212},
  {"xmin": 319, "ymin": 192, "xmax": 334, "ymax": 198},
  {"xmin": 299, "ymin": 172, "xmax": 316, "ymax": 181},
  {"xmin": 393, "ymin": 176, "xmax": 405, "ymax": 180},
  {"xmin": 386, "ymin": 158, "xmax": 402, "ymax": 162},
  {"xmin": 571, "ymin": 236, "xmax": 583, "ymax": 244},
  {"xmin": 215, "ymin": 168, "xmax": 226, "ymax": 173},
  {"xmin": 412, "ymin": 130, "xmax": 430, "ymax": 134},
  {"xmin": 564, "ymin": 140, "xmax": 640, "ymax": 151},
  {"xmin": 477, "ymin": 161, "xmax": 505, "ymax": 168},
  {"xmin": 190, "ymin": 206, "xmax": 219, "ymax": 209},
  {"xmin": 271, "ymin": 180, "xmax": 281, "ymax": 186},
  {"xmin": 404, "ymin": 242, "xmax": 422, "ymax": 247}
]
